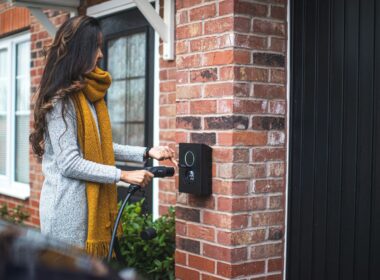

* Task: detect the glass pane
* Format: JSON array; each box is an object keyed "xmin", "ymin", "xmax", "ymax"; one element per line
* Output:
[
  {"xmin": 15, "ymin": 115, "xmax": 29, "ymax": 183},
  {"xmin": 16, "ymin": 41, "xmax": 30, "ymax": 76},
  {"xmin": 127, "ymin": 78, "xmax": 145, "ymax": 122},
  {"xmin": 111, "ymin": 123, "xmax": 125, "ymax": 146},
  {"xmin": 0, "ymin": 115, "xmax": 6, "ymax": 175},
  {"xmin": 127, "ymin": 33, "xmax": 146, "ymax": 77},
  {"xmin": 16, "ymin": 77, "xmax": 29, "ymax": 111},
  {"xmin": 16, "ymin": 41, "xmax": 30, "ymax": 111},
  {"xmin": 0, "ymin": 48, "xmax": 7, "ymax": 77},
  {"xmin": 107, "ymin": 80, "xmax": 126, "ymax": 123},
  {"xmin": 107, "ymin": 37, "xmax": 127, "ymax": 79},
  {"xmin": 126, "ymin": 124, "xmax": 145, "ymax": 146},
  {"xmin": 0, "ymin": 49, "xmax": 8, "ymax": 112}
]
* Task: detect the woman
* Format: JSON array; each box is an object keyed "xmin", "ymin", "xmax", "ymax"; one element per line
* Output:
[{"xmin": 29, "ymin": 15, "xmax": 177, "ymax": 258}]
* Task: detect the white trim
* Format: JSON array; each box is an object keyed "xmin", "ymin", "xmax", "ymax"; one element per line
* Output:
[
  {"xmin": 283, "ymin": 1, "xmax": 291, "ymax": 279},
  {"xmin": 0, "ymin": 182, "xmax": 30, "ymax": 200},
  {"xmin": 152, "ymin": 0, "xmax": 160, "ymax": 220},
  {"xmin": 87, "ymin": 0, "xmax": 161, "ymax": 219},
  {"xmin": 87, "ymin": 0, "xmax": 155, "ymax": 18},
  {"xmin": 0, "ymin": 32, "xmax": 31, "ymax": 200}
]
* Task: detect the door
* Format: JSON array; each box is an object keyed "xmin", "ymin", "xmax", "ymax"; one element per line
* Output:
[
  {"xmin": 98, "ymin": 7, "xmax": 155, "ymax": 213},
  {"xmin": 288, "ymin": 0, "xmax": 380, "ymax": 279}
]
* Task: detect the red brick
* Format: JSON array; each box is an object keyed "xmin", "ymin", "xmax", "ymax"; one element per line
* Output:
[
  {"xmin": 176, "ymin": 250, "xmax": 187, "ymax": 265},
  {"xmin": 255, "ymin": 179, "xmax": 284, "ymax": 193},
  {"xmin": 190, "ymin": 68, "xmax": 218, "ymax": 82},
  {"xmin": 203, "ymin": 50, "xmax": 234, "ymax": 66},
  {"xmin": 218, "ymin": 196, "xmax": 266, "ymax": 212},
  {"xmin": 188, "ymin": 195, "xmax": 215, "ymax": 209},
  {"xmin": 189, "ymin": 4, "xmax": 216, "ymax": 21},
  {"xmin": 253, "ymin": 19, "xmax": 286, "ymax": 36},
  {"xmin": 205, "ymin": 17, "xmax": 234, "ymax": 34},
  {"xmin": 218, "ymin": 131, "xmax": 268, "ymax": 146},
  {"xmin": 217, "ymin": 261, "xmax": 265, "ymax": 278},
  {"xmin": 270, "ymin": 69, "xmax": 286, "ymax": 84},
  {"xmin": 268, "ymin": 258, "xmax": 284, "ymax": 272},
  {"xmin": 203, "ymin": 243, "xmax": 247, "ymax": 262},
  {"xmin": 236, "ymin": 2, "xmax": 268, "ymax": 17},
  {"xmin": 219, "ymin": 1, "xmax": 234, "ymax": 16},
  {"xmin": 176, "ymin": 0, "xmax": 202, "ymax": 10},
  {"xmin": 252, "ymin": 211, "xmax": 284, "ymax": 227},
  {"xmin": 267, "ymin": 162, "xmax": 285, "ymax": 177},
  {"xmin": 269, "ymin": 195, "xmax": 284, "ymax": 209},
  {"xmin": 234, "ymin": 99, "xmax": 267, "ymax": 114},
  {"xmin": 270, "ymin": 6, "xmax": 286, "ymax": 20},
  {"xmin": 175, "ymin": 265, "xmax": 200, "ymax": 280},
  {"xmin": 177, "ymin": 54, "xmax": 202, "ymax": 69},
  {"xmin": 254, "ymin": 84, "xmax": 286, "ymax": 99},
  {"xmin": 188, "ymin": 255, "xmax": 215, "ymax": 274},
  {"xmin": 176, "ymin": 101, "xmax": 190, "ymax": 115},
  {"xmin": 250, "ymin": 243, "xmax": 283, "ymax": 259},
  {"xmin": 177, "ymin": 85, "xmax": 202, "ymax": 99},
  {"xmin": 176, "ymin": 40, "xmax": 189, "ymax": 54},
  {"xmin": 212, "ymin": 179, "xmax": 249, "ymax": 195},
  {"xmin": 190, "ymin": 100, "xmax": 217, "ymax": 114},
  {"xmin": 215, "ymin": 99, "xmax": 232, "ymax": 114},
  {"xmin": 177, "ymin": 23, "xmax": 202, "ymax": 39},
  {"xmin": 187, "ymin": 224, "xmax": 215, "ymax": 242},
  {"xmin": 203, "ymin": 211, "xmax": 249, "ymax": 229},
  {"xmin": 201, "ymin": 274, "xmax": 225, "ymax": 280},
  {"xmin": 234, "ymin": 17, "xmax": 251, "ymax": 33},
  {"xmin": 217, "ymin": 229, "xmax": 266, "ymax": 246}
]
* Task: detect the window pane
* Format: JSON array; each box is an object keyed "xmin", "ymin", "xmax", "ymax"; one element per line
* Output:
[
  {"xmin": 16, "ymin": 42, "xmax": 29, "ymax": 76},
  {"xmin": 127, "ymin": 33, "xmax": 146, "ymax": 77},
  {"xmin": 0, "ymin": 48, "xmax": 8, "ymax": 175},
  {"xmin": 111, "ymin": 123, "xmax": 125, "ymax": 146},
  {"xmin": 127, "ymin": 78, "xmax": 145, "ymax": 122},
  {"xmin": 0, "ymin": 48, "xmax": 8, "ymax": 112},
  {"xmin": 107, "ymin": 80, "xmax": 126, "ymax": 123},
  {"xmin": 126, "ymin": 124, "xmax": 145, "ymax": 147},
  {"xmin": 0, "ymin": 115, "xmax": 6, "ymax": 175},
  {"xmin": 16, "ymin": 41, "xmax": 30, "ymax": 111},
  {"xmin": 107, "ymin": 37, "xmax": 127, "ymax": 80},
  {"xmin": 15, "ymin": 115, "xmax": 29, "ymax": 183}
]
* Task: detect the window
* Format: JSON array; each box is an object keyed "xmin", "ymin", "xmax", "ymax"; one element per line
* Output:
[{"xmin": 0, "ymin": 32, "xmax": 31, "ymax": 199}]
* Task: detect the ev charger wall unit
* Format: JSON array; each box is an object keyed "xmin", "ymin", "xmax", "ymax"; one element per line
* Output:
[{"xmin": 179, "ymin": 143, "xmax": 212, "ymax": 196}]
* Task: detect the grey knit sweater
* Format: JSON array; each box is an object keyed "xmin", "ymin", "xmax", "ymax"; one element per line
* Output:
[{"xmin": 39, "ymin": 97, "xmax": 146, "ymax": 250}]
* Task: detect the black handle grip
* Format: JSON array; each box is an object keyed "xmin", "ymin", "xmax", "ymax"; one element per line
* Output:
[{"xmin": 145, "ymin": 166, "xmax": 175, "ymax": 178}]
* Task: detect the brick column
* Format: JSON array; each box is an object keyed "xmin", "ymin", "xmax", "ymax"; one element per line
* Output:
[{"xmin": 174, "ymin": 0, "xmax": 287, "ymax": 279}]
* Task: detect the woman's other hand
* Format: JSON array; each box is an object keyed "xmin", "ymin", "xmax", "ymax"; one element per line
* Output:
[
  {"xmin": 148, "ymin": 146, "xmax": 178, "ymax": 166},
  {"xmin": 120, "ymin": 170, "xmax": 154, "ymax": 187}
]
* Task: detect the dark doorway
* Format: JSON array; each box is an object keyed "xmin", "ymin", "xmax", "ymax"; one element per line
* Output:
[
  {"xmin": 288, "ymin": 0, "xmax": 380, "ymax": 279},
  {"xmin": 98, "ymin": 7, "xmax": 155, "ymax": 213}
]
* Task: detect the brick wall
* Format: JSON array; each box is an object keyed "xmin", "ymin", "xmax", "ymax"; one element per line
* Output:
[
  {"xmin": 0, "ymin": 0, "xmax": 288, "ymax": 278},
  {"xmin": 174, "ymin": 0, "xmax": 288, "ymax": 279}
]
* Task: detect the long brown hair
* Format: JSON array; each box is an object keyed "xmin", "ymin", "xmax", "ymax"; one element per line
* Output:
[{"xmin": 30, "ymin": 15, "xmax": 102, "ymax": 157}]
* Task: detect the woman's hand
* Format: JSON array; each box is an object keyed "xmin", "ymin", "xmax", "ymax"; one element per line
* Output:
[
  {"xmin": 120, "ymin": 170, "xmax": 154, "ymax": 187},
  {"xmin": 148, "ymin": 146, "xmax": 178, "ymax": 166}
]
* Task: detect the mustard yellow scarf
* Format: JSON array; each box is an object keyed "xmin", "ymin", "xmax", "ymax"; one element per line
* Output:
[{"xmin": 71, "ymin": 66, "xmax": 123, "ymax": 258}]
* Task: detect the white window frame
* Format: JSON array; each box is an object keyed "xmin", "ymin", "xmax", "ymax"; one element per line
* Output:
[{"xmin": 0, "ymin": 31, "xmax": 31, "ymax": 200}]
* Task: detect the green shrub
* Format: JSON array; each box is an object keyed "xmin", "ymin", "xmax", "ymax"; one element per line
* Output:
[
  {"xmin": 0, "ymin": 204, "xmax": 30, "ymax": 224},
  {"xmin": 117, "ymin": 199, "xmax": 175, "ymax": 280}
]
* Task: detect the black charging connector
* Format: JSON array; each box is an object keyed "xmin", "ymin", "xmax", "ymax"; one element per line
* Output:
[{"xmin": 107, "ymin": 166, "xmax": 175, "ymax": 263}]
